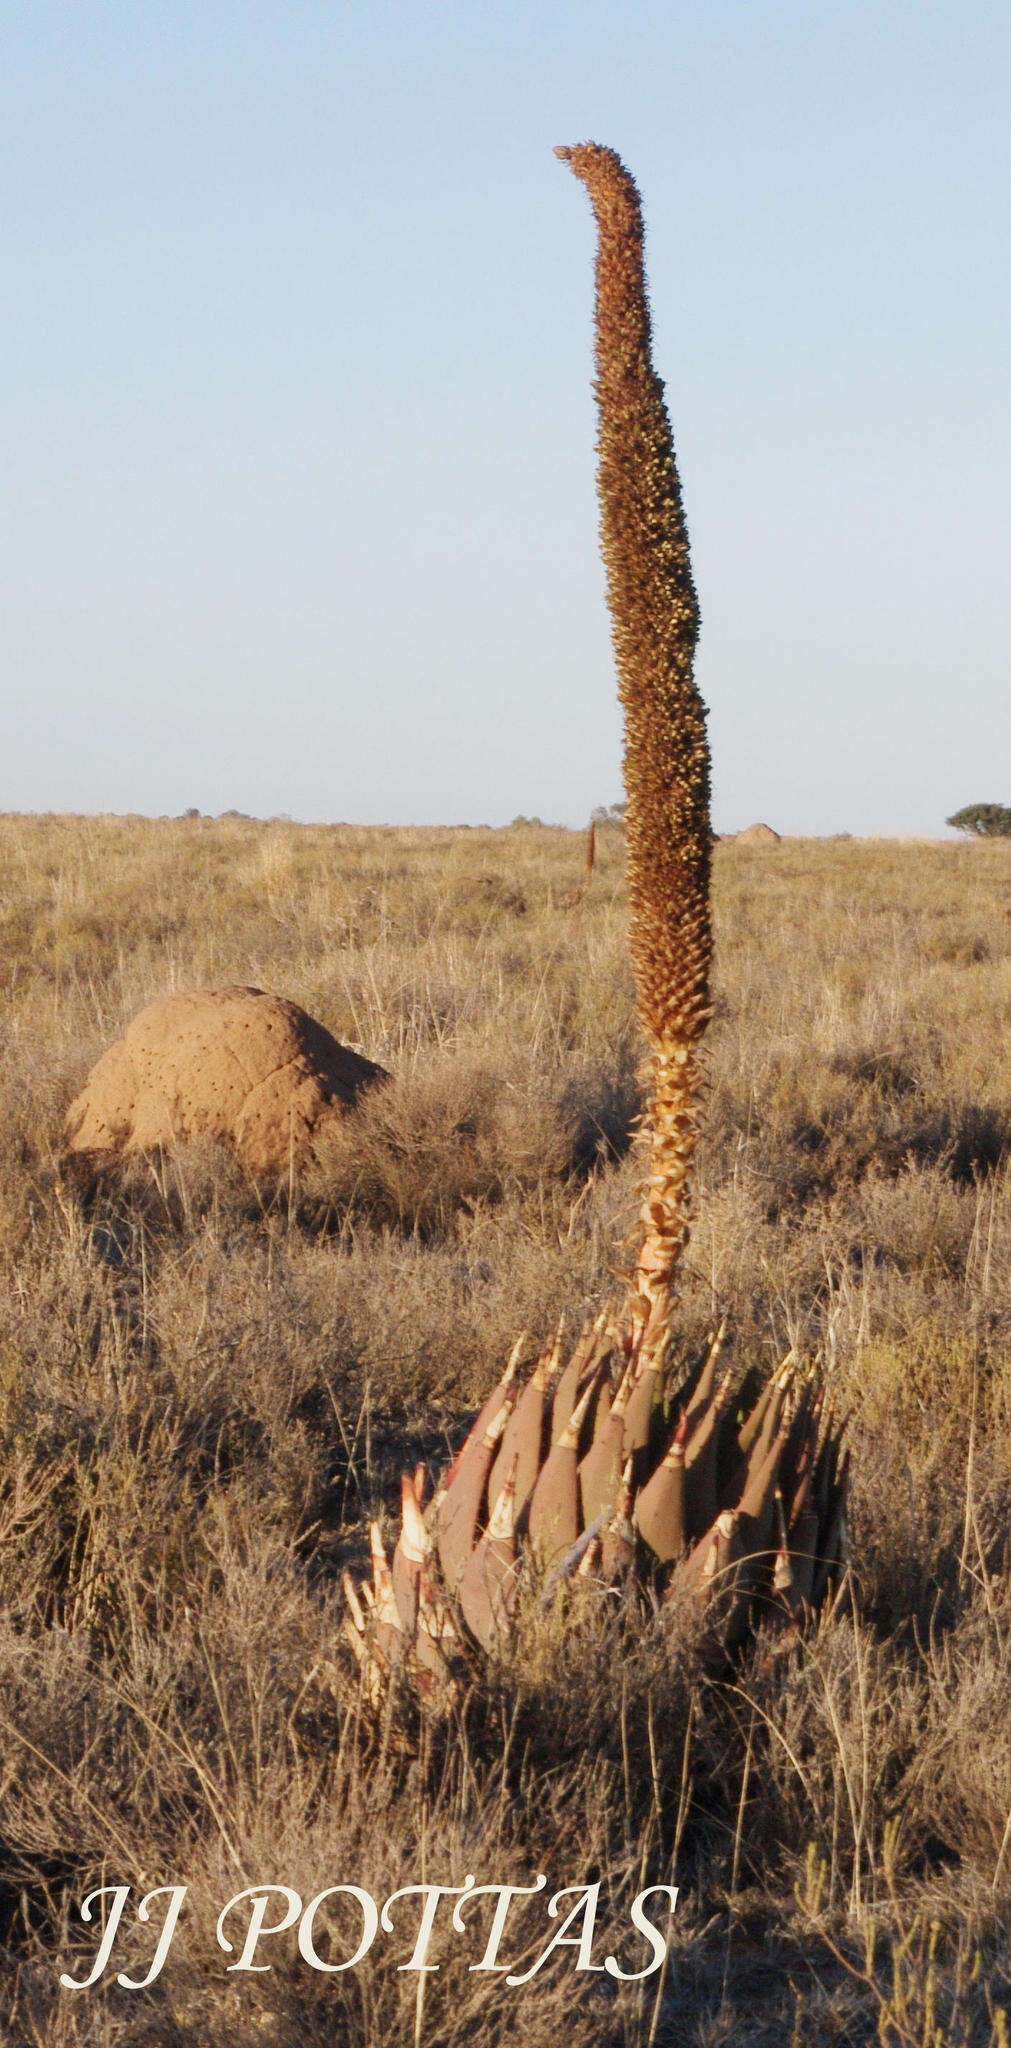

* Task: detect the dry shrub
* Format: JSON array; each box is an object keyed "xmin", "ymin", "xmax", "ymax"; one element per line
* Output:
[
  {"xmin": 307, "ymin": 1049, "xmax": 573, "ymax": 1231},
  {"xmin": 300, "ymin": 1040, "xmax": 641, "ymax": 1233}
]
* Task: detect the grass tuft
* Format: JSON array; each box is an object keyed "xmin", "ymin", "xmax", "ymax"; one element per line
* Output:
[{"xmin": 0, "ymin": 813, "xmax": 1008, "ymax": 2038}]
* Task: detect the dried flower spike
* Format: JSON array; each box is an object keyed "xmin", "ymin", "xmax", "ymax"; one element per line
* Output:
[{"xmin": 556, "ymin": 143, "xmax": 711, "ymax": 1353}]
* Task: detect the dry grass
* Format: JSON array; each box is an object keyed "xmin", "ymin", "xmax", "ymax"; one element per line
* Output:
[{"xmin": 0, "ymin": 811, "xmax": 1009, "ymax": 2043}]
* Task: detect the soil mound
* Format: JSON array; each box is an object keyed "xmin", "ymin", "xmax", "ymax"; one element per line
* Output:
[
  {"xmin": 735, "ymin": 822, "xmax": 781, "ymax": 844},
  {"xmin": 64, "ymin": 985, "xmax": 387, "ymax": 1176}
]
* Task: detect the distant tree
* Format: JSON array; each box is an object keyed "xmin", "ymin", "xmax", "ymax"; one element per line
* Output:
[{"xmin": 946, "ymin": 803, "xmax": 1011, "ymax": 838}]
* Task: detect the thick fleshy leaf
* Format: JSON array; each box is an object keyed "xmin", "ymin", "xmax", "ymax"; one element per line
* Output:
[
  {"xmin": 578, "ymin": 1359, "xmax": 635, "ymax": 1524},
  {"xmin": 457, "ymin": 1454, "xmax": 521, "ymax": 1652},
  {"xmin": 489, "ymin": 1341, "xmax": 552, "ymax": 1518},
  {"xmin": 549, "ymin": 1314, "xmax": 607, "ymax": 1446},
  {"xmin": 633, "ymin": 1411, "xmax": 687, "ymax": 1562},
  {"xmin": 425, "ymin": 1339, "xmax": 524, "ymax": 1529},
  {"xmin": 621, "ymin": 1354, "xmax": 664, "ymax": 1466},
  {"xmin": 526, "ymin": 1373, "xmax": 598, "ymax": 1564},
  {"xmin": 683, "ymin": 1370, "xmax": 734, "ymax": 1536},
  {"xmin": 435, "ymin": 1397, "xmax": 514, "ymax": 1591},
  {"xmin": 392, "ymin": 1472, "xmax": 430, "ymax": 1634},
  {"xmin": 684, "ymin": 1321, "xmax": 728, "ymax": 1436}
]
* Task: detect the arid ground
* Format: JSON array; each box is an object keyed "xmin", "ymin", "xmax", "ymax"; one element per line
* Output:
[{"xmin": 0, "ymin": 812, "xmax": 1009, "ymax": 2045}]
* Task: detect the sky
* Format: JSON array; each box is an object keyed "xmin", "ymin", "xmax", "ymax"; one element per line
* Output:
[{"xmin": 3, "ymin": 1, "xmax": 1009, "ymax": 835}]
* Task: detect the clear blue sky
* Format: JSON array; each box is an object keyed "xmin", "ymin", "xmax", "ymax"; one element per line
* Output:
[{"xmin": 3, "ymin": 1, "xmax": 1008, "ymax": 834}]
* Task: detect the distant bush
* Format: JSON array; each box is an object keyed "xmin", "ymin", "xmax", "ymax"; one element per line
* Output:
[{"xmin": 946, "ymin": 802, "xmax": 1011, "ymax": 837}]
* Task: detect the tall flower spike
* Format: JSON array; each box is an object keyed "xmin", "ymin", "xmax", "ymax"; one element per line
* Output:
[{"xmin": 555, "ymin": 144, "xmax": 712, "ymax": 1357}]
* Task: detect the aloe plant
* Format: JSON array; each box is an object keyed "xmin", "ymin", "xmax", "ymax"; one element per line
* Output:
[{"xmin": 343, "ymin": 145, "xmax": 846, "ymax": 1701}]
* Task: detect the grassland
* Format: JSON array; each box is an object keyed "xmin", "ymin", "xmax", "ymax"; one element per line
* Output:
[{"xmin": 0, "ymin": 811, "xmax": 1008, "ymax": 2045}]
